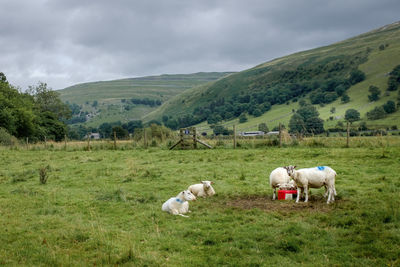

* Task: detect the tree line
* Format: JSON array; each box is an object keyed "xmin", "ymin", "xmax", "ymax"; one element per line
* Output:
[
  {"xmin": 162, "ymin": 51, "xmax": 369, "ymax": 130},
  {"xmin": 0, "ymin": 72, "xmax": 70, "ymax": 142}
]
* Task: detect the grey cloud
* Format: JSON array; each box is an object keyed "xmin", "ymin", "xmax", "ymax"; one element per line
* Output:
[{"xmin": 1, "ymin": 0, "xmax": 399, "ymax": 90}]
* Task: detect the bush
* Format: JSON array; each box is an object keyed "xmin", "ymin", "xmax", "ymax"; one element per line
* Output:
[
  {"xmin": 368, "ymin": 86, "xmax": 381, "ymax": 101},
  {"xmin": 367, "ymin": 106, "xmax": 386, "ymax": 120},
  {"xmin": 349, "ymin": 70, "xmax": 366, "ymax": 85},
  {"xmin": 383, "ymin": 101, "xmax": 396, "ymax": 114},
  {"xmin": 0, "ymin": 127, "xmax": 17, "ymax": 146}
]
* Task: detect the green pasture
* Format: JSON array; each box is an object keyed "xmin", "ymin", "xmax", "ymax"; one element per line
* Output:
[{"xmin": 0, "ymin": 144, "xmax": 399, "ymax": 266}]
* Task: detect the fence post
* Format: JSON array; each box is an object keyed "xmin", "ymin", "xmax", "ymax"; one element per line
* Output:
[
  {"xmin": 143, "ymin": 129, "xmax": 147, "ymax": 148},
  {"xmin": 113, "ymin": 131, "xmax": 117, "ymax": 150},
  {"xmin": 26, "ymin": 137, "xmax": 29, "ymax": 150},
  {"xmin": 64, "ymin": 134, "xmax": 67, "ymax": 150},
  {"xmin": 279, "ymin": 123, "xmax": 282, "ymax": 147},
  {"xmin": 233, "ymin": 125, "xmax": 237, "ymax": 149},
  {"xmin": 346, "ymin": 122, "xmax": 350, "ymax": 148},
  {"xmin": 87, "ymin": 134, "xmax": 91, "ymax": 151},
  {"xmin": 192, "ymin": 127, "xmax": 197, "ymax": 149},
  {"xmin": 44, "ymin": 136, "xmax": 47, "ymax": 149}
]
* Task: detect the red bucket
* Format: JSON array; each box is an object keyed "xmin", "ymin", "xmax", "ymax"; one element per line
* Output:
[{"xmin": 277, "ymin": 190, "xmax": 297, "ymax": 200}]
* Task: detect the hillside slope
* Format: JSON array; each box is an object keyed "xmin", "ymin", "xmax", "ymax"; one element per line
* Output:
[
  {"xmin": 58, "ymin": 72, "xmax": 232, "ymax": 127},
  {"xmin": 145, "ymin": 21, "xmax": 400, "ymax": 131}
]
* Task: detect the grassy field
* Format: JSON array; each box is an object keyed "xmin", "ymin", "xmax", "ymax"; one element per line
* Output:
[{"xmin": 0, "ymin": 139, "xmax": 399, "ymax": 266}]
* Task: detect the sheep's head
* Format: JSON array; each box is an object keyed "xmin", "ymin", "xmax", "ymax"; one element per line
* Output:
[
  {"xmin": 284, "ymin": 165, "xmax": 296, "ymax": 177},
  {"xmin": 201, "ymin": 180, "xmax": 213, "ymax": 190},
  {"xmin": 182, "ymin": 190, "xmax": 196, "ymax": 201}
]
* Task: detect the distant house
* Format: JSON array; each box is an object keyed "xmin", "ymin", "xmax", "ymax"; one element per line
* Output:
[
  {"xmin": 266, "ymin": 131, "xmax": 279, "ymax": 136},
  {"xmin": 239, "ymin": 131, "xmax": 265, "ymax": 137},
  {"xmin": 84, "ymin": 133, "xmax": 100, "ymax": 140}
]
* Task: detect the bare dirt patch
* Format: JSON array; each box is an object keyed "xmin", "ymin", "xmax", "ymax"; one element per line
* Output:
[{"xmin": 226, "ymin": 195, "xmax": 338, "ymax": 213}]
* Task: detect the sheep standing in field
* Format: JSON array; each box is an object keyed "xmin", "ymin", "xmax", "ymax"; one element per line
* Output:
[
  {"xmin": 269, "ymin": 167, "xmax": 293, "ymax": 200},
  {"xmin": 188, "ymin": 181, "xmax": 215, "ymax": 198},
  {"xmin": 162, "ymin": 190, "xmax": 196, "ymax": 217},
  {"xmin": 284, "ymin": 165, "xmax": 337, "ymax": 204}
]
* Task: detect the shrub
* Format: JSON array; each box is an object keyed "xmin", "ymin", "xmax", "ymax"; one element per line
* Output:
[
  {"xmin": 0, "ymin": 127, "xmax": 17, "ymax": 146},
  {"xmin": 367, "ymin": 106, "xmax": 386, "ymax": 120},
  {"xmin": 368, "ymin": 86, "xmax": 381, "ymax": 101},
  {"xmin": 383, "ymin": 101, "xmax": 396, "ymax": 114}
]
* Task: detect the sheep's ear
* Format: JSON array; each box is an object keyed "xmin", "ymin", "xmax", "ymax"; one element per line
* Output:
[
  {"xmin": 210, "ymin": 181, "xmax": 214, "ymax": 184},
  {"xmin": 294, "ymin": 166, "xmax": 297, "ymax": 169}
]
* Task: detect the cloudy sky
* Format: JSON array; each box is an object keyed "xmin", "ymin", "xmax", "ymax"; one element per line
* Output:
[{"xmin": 1, "ymin": 0, "xmax": 399, "ymax": 90}]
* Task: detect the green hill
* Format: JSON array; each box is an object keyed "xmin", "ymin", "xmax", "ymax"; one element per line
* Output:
[
  {"xmin": 145, "ymin": 21, "xmax": 400, "ymax": 132},
  {"xmin": 58, "ymin": 72, "xmax": 233, "ymax": 127}
]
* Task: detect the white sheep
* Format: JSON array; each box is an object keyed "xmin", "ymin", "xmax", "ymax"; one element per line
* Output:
[
  {"xmin": 269, "ymin": 167, "xmax": 292, "ymax": 200},
  {"xmin": 188, "ymin": 181, "xmax": 215, "ymax": 197},
  {"xmin": 162, "ymin": 190, "xmax": 196, "ymax": 217},
  {"xmin": 284, "ymin": 165, "xmax": 337, "ymax": 204}
]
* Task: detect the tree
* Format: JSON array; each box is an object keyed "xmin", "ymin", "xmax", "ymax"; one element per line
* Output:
[
  {"xmin": 345, "ymin": 109, "xmax": 360, "ymax": 123},
  {"xmin": 383, "ymin": 100, "xmax": 396, "ymax": 114},
  {"xmin": 289, "ymin": 104, "xmax": 324, "ymax": 134},
  {"xmin": 367, "ymin": 106, "xmax": 386, "ymax": 120},
  {"xmin": 253, "ymin": 108, "xmax": 262, "ymax": 117},
  {"xmin": 349, "ymin": 69, "xmax": 366, "ymax": 85},
  {"xmin": 258, "ymin": 123, "xmax": 269, "ymax": 133},
  {"xmin": 368, "ymin": 85, "xmax": 381, "ymax": 101},
  {"xmin": 112, "ymin": 126, "xmax": 129, "ymax": 139},
  {"xmin": 288, "ymin": 113, "xmax": 305, "ymax": 133},
  {"xmin": 28, "ymin": 82, "xmax": 71, "ymax": 120},
  {"xmin": 387, "ymin": 65, "xmax": 400, "ymax": 91},
  {"xmin": 341, "ymin": 93, "xmax": 350, "ymax": 103},
  {"xmin": 239, "ymin": 113, "xmax": 248, "ymax": 123}
]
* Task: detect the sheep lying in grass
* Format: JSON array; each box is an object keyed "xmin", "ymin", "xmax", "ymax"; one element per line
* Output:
[
  {"xmin": 162, "ymin": 190, "xmax": 196, "ymax": 217},
  {"xmin": 284, "ymin": 165, "xmax": 337, "ymax": 204},
  {"xmin": 269, "ymin": 167, "xmax": 293, "ymax": 200},
  {"xmin": 188, "ymin": 181, "xmax": 215, "ymax": 198}
]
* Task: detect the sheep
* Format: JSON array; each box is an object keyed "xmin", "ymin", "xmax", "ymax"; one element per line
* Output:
[
  {"xmin": 269, "ymin": 167, "xmax": 292, "ymax": 200},
  {"xmin": 188, "ymin": 181, "xmax": 215, "ymax": 198},
  {"xmin": 284, "ymin": 165, "xmax": 337, "ymax": 204},
  {"xmin": 162, "ymin": 190, "xmax": 196, "ymax": 217}
]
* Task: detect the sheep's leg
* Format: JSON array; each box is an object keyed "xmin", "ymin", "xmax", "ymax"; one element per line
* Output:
[
  {"xmin": 304, "ymin": 185, "xmax": 309, "ymax": 202},
  {"xmin": 178, "ymin": 214, "xmax": 189, "ymax": 217},
  {"xmin": 326, "ymin": 188, "xmax": 331, "ymax": 204},
  {"xmin": 296, "ymin": 187, "xmax": 301, "ymax": 203},
  {"xmin": 327, "ymin": 187, "xmax": 334, "ymax": 204},
  {"xmin": 323, "ymin": 185, "xmax": 328, "ymax": 198},
  {"xmin": 273, "ymin": 188, "xmax": 276, "ymax": 200},
  {"xmin": 171, "ymin": 209, "xmax": 180, "ymax": 215},
  {"xmin": 333, "ymin": 186, "xmax": 337, "ymax": 196}
]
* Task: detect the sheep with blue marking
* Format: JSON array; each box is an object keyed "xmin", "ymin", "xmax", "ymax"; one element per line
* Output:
[
  {"xmin": 162, "ymin": 190, "xmax": 196, "ymax": 217},
  {"xmin": 284, "ymin": 165, "xmax": 337, "ymax": 204}
]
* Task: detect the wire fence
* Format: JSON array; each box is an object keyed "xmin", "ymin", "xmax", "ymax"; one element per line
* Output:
[{"xmin": 4, "ymin": 123, "xmax": 400, "ymax": 151}]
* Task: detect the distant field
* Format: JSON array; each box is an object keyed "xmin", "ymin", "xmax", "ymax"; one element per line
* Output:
[
  {"xmin": 0, "ymin": 142, "xmax": 399, "ymax": 265},
  {"xmin": 58, "ymin": 72, "xmax": 232, "ymax": 127}
]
